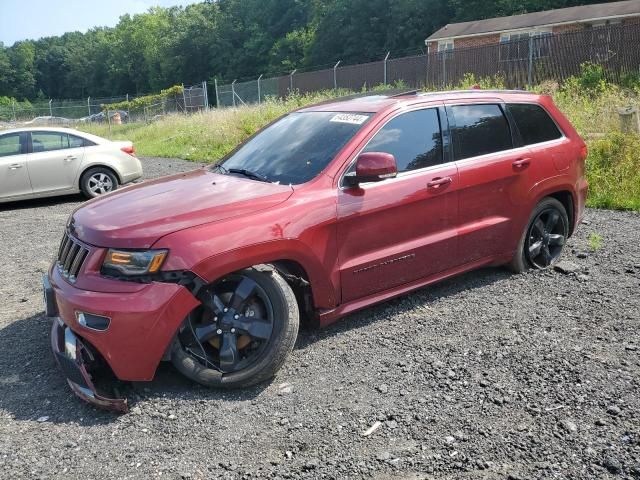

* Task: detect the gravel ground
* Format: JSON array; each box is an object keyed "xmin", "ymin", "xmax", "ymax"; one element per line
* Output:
[{"xmin": 0, "ymin": 157, "xmax": 639, "ymax": 479}]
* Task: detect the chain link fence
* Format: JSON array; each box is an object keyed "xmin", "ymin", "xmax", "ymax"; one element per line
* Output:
[
  {"xmin": 0, "ymin": 82, "xmax": 209, "ymax": 126},
  {"xmin": 182, "ymin": 83, "xmax": 209, "ymax": 113},
  {"xmin": 217, "ymin": 22, "xmax": 640, "ymax": 107},
  {"xmin": 215, "ymin": 77, "xmax": 280, "ymax": 107},
  {"xmin": 3, "ymin": 22, "xmax": 638, "ymax": 123}
]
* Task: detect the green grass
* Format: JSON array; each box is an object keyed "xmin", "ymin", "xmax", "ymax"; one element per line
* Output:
[
  {"xmin": 583, "ymin": 131, "xmax": 640, "ymax": 210},
  {"xmin": 546, "ymin": 83, "xmax": 640, "ymax": 211},
  {"xmin": 77, "ymin": 78, "xmax": 640, "ymax": 211},
  {"xmin": 588, "ymin": 232, "xmax": 604, "ymax": 251},
  {"xmin": 79, "ymin": 90, "xmax": 350, "ymax": 162}
]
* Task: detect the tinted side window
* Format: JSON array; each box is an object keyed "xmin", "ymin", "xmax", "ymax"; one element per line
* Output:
[
  {"xmin": 363, "ymin": 109, "xmax": 443, "ymax": 172},
  {"xmin": 508, "ymin": 103, "xmax": 562, "ymax": 145},
  {"xmin": 451, "ymin": 104, "xmax": 512, "ymax": 160},
  {"xmin": 31, "ymin": 132, "xmax": 69, "ymax": 153},
  {"xmin": 0, "ymin": 134, "xmax": 22, "ymax": 157}
]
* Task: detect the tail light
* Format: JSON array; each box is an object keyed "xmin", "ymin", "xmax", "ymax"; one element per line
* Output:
[
  {"xmin": 579, "ymin": 144, "xmax": 588, "ymax": 162},
  {"xmin": 120, "ymin": 146, "xmax": 136, "ymax": 156}
]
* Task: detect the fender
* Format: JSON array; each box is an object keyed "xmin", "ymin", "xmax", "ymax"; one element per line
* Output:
[
  {"xmin": 528, "ymin": 174, "xmax": 575, "ymax": 207},
  {"xmin": 77, "ymin": 162, "xmax": 122, "ymax": 184},
  {"xmin": 529, "ymin": 174, "xmax": 579, "ymax": 229},
  {"xmin": 504, "ymin": 173, "xmax": 578, "ymax": 248},
  {"xmin": 154, "ymin": 187, "xmax": 341, "ymax": 310},
  {"xmin": 188, "ymin": 239, "xmax": 338, "ymax": 309}
]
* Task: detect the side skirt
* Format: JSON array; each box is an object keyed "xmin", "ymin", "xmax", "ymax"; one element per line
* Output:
[{"xmin": 318, "ymin": 253, "xmax": 512, "ymax": 327}]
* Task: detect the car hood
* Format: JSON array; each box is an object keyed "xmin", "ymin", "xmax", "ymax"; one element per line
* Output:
[{"xmin": 71, "ymin": 169, "xmax": 294, "ymax": 248}]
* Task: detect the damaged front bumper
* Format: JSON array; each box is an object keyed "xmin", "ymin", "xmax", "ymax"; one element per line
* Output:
[
  {"xmin": 45, "ymin": 274, "xmax": 128, "ymax": 413},
  {"xmin": 50, "ymin": 317, "xmax": 129, "ymax": 413}
]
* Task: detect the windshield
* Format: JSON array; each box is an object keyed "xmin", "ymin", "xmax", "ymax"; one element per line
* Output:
[{"xmin": 217, "ymin": 111, "xmax": 371, "ymax": 185}]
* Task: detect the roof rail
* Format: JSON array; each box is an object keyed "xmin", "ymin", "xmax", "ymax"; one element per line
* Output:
[
  {"xmin": 302, "ymin": 88, "xmax": 422, "ymax": 107},
  {"xmin": 418, "ymin": 88, "xmax": 531, "ymax": 96},
  {"xmin": 388, "ymin": 90, "xmax": 420, "ymax": 98},
  {"xmin": 304, "ymin": 91, "xmax": 386, "ymax": 107}
]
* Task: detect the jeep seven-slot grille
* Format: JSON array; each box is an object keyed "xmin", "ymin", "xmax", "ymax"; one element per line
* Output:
[{"xmin": 57, "ymin": 232, "xmax": 90, "ymax": 282}]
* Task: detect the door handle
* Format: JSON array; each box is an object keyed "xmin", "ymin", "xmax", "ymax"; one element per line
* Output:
[
  {"xmin": 9, "ymin": 164, "xmax": 23, "ymax": 170},
  {"xmin": 512, "ymin": 158, "xmax": 531, "ymax": 170},
  {"xmin": 64, "ymin": 156, "xmax": 77, "ymax": 162},
  {"xmin": 427, "ymin": 176, "xmax": 452, "ymax": 190}
]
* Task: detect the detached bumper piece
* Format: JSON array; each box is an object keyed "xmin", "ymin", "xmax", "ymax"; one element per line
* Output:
[{"xmin": 50, "ymin": 318, "xmax": 128, "ymax": 413}]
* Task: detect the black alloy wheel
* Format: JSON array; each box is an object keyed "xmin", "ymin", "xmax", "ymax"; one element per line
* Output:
[
  {"xmin": 189, "ymin": 274, "xmax": 274, "ymax": 373},
  {"xmin": 172, "ymin": 267, "xmax": 299, "ymax": 388},
  {"xmin": 525, "ymin": 206, "xmax": 568, "ymax": 269}
]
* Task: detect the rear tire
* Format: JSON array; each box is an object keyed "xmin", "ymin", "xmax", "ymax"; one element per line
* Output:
[
  {"xmin": 171, "ymin": 266, "xmax": 299, "ymax": 389},
  {"xmin": 80, "ymin": 167, "xmax": 118, "ymax": 198},
  {"xmin": 509, "ymin": 197, "xmax": 569, "ymax": 273}
]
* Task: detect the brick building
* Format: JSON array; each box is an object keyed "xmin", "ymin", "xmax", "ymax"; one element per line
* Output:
[{"xmin": 426, "ymin": 0, "xmax": 640, "ymax": 60}]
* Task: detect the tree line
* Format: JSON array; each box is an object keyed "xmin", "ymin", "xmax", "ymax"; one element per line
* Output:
[{"xmin": 0, "ymin": 0, "xmax": 607, "ymax": 101}]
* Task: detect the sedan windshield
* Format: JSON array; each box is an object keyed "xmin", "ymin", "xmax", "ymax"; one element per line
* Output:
[{"xmin": 217, "ymin": 111, "xmax": 371, "ymax": 185}]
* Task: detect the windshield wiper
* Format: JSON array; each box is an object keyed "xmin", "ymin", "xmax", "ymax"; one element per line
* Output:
[
  {"xmin": 227, "ymin": 168, "xmax": 270, "ymax": 183},
  {"xmin": 211, "ymin": 164, "xmax": 229, "ymax": 174}
]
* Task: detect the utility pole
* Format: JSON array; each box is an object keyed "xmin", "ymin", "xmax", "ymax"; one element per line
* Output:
[
  {"xmin": 333, "ymin": 61, "xmax": 341, "ymax": 89},
  {"xmin": 257, "ymin": 74, "xmax": 263, "ymax": 105}
]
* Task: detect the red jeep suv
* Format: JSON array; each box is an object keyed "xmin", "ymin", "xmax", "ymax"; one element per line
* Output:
[{"xmin": 44, "ymin": 90, "xmax": 588, "ymax": 411}]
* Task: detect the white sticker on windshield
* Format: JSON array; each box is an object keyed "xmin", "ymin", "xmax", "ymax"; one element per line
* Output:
[{"xmin": 330, "ymin": 113, "xmax": 368, "ymax": 125}]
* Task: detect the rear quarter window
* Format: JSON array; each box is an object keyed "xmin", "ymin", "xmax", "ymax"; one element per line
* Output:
[
  {"xmin": 508, "ymin": 103, "xmax": 562, "ymax": 145},
  {"xmin": 68, "ymin": 134, "xmax": 85, "ymax": 148}
]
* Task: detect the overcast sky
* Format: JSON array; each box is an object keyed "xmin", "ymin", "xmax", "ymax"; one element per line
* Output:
[{"xmin": 0, "ymin": 0, "xmax": 200, "ymax": 46}]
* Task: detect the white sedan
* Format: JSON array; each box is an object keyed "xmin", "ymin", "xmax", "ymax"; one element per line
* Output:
[{"xmin": 0, "ymin": 127, "xmax": 142, "ymax": 203}]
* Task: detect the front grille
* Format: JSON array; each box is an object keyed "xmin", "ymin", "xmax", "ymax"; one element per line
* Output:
[{"xmin": 57, "ymin": 232, "xmax": 90, "ymax": 282}]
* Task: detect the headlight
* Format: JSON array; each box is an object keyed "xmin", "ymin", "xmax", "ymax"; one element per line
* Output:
[{"xmin": 102, "ymin": 249, "xmax": 168, "ymax": 276}]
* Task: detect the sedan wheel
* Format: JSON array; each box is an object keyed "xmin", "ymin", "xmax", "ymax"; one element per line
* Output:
[
  {"xmin": 171, "ymin": 267, "xmax": 299, "ymax": 388},
  {"xmin": 88, "ymin": 173, "xmax": 114, "ymax": 195},
  {"xmin": 80, "ymin": 167, "xmax": 119, "ymax": 198}
]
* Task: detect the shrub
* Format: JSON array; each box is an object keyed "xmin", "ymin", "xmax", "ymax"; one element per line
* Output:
[
  {"xmin": 620, "ymin": 71, "xmax": 640, "ymax": 93},
  {"xmin": 578, "ymin": 62, "xmax": 607, "ymax": 91},
  {"xmin": 457, "ymin": 73, "xmax": 505, "ymax": 90},
  {"xmin": 586, "ymin": 131, "xmax": 640, "ymax": 210},
  {"xmin": 0, "ymin": 96, "xmax": 34, "ymax": 122}
]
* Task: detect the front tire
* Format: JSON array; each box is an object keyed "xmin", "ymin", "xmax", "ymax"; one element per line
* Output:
[
  {"xmin": 80, "ymin": 167, "xmax": 118, "ymax": 198},
  {"xmin": 171, "ymin": 266, "xmax": 299, "ymax": 388},
  {"xmin": 509, "ymin": 197, "xmax": 569, "ymax": 273}
]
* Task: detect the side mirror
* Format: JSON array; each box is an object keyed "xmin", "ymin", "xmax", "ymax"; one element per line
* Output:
[{"xmin": 344, "ymin": 152, "xmax": 398, "ymax": 187}]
